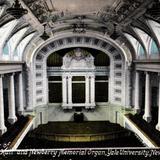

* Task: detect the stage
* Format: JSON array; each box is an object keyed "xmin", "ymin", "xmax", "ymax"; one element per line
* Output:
[{"xmin": 29, "ymin": 121, "xmax": 132, "ymax": 142}]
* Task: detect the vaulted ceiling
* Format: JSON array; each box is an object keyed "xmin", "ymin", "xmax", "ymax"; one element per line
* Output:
[
  {"xmin": 1, "ymin": 0, "xmax": 159, "ymax": 35},
  {"xmin": 24, "ymin": 0, "xmax": 117, "ymax": 15},
  {"xmin": 20, "ymin": 0, "xmax": 160, "ymax": 36},
  {"xmin": 23, "ymin": 0, "xmax": 118, "ymax": 22},
  {"xmin": 0, "ymin": 0, "xmax": 160, "ymax": 62}
]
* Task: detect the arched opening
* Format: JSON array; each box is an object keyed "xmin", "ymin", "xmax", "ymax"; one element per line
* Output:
[
  {"xmin": 47, "ymin": 47, "xmax": 110, "ymax": 108},
  {"xmin": 33, "ymin": 35, "xmax": 126, "ymax": 126},
  {"xmin": 47, "ymin": 52, "xmax": 63, "ymax": 103}
]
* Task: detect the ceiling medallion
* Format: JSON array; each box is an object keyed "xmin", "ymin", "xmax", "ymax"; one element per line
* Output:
[
  {"xmin": 40, "ymin": 24, "xmax": 50, "ymax": 41},
  {"xmin": 6, "ymin": 0, "xmax": 28, "ymax": 19}
]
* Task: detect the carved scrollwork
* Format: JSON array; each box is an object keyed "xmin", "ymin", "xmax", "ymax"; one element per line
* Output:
[{"xmin": 62, "ymin": 48, "xmax": 95, "ymax": 70}]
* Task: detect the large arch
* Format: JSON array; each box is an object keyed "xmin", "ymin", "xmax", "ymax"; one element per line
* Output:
[
  {"xmin": 26, "ymin": 33, "xmax": 132, "ymax": 111},
  {"xmin": 24, "ymin": 32, "xmax": 132, "ymax": 64}
]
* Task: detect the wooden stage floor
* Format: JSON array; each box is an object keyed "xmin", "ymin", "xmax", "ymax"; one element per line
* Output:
[
  {"xmin": 19, "ymin": 121, "xmax": 144, "ymax": 148},
  {"xmin": 27, "ymin": 121, "xmax": 136, "ymax": 142},
  {"xmin": 32, "ymin": 121, "xmax": 126, "ymax": 134}
]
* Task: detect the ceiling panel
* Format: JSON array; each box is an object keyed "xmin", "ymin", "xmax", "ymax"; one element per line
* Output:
[{"xmin": 46, "ymin": 0, "xmax": 117, "ymax": 14}]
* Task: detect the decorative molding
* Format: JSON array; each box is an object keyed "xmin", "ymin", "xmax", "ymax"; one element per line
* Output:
[
  {"xmin": 27, "ymin": 35, "xmax": 128, "ymax": 108},
  {"xmin": 62, "ymin": 48, "xmax": 95, "ymax": 70}
]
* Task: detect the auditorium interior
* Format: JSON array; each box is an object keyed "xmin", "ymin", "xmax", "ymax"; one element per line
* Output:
[{"xmin": 0, "ymin": 0, "xmax": 160, "ymax": 149}]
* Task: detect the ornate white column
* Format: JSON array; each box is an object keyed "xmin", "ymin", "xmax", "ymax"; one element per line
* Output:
[
  {"xmin": 156, "ymin": 74, "xmax": 160, "ymax": 131},
  {"xmin": 90, "ymin": 75, "xmax": 95, "ymax": 107},
  {"xmin": 8, "ymin": 73, "xmax": 17, "ymax": 124},
  {"xmin": 85, "ymin": 75, "xmax": 90, "ymax": 105},
  {"xmin": 18, "ymin": 72, "xmax": 24, "ymax": 115},
  {"xmin": 0, "ymin": 75, "xmax": 7, "ymax": 135},
  {"xmin": 143, "ymin": 72, "xmax": 152, "ymax": 122},
  {"xmin": 68, "ymin": 75, "xmax": 72, "ymax": 108},
  {"xmin": 62, "ymin": 75, "xmax": 67, "ymax": 106},
  {"xmin": 134, "ymin": 71, "xmax": 140, "ymax": 113}
]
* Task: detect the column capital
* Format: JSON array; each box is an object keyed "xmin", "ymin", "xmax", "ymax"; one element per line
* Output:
[
  {"xmin": 145, "ymin": 71, "xmax": 150, "ymax": 75},
  {"xmin": 18, "ymin": 71, "xmax": 22, "ymax": 75},
  {"xmin": 7, "ymin": 73, "xmax": 15, "ymax": 77},
  {"xmin": 90, "ymin": 75, "xmax": 95, "ymax": 78},
  {"xmin": 0, "ymin": 74, "xmax": 4, "ymax": 78},
  {"xmin": 85, "ymin": 75, "xmax": 90, "ymax": 78},
  {"xmin": 62, "ymin": 75, "xmax": 67, "ymax": 79},
  {"xmin": 68, "ymin": 75, "xmax": 72, "ymax": 79}
]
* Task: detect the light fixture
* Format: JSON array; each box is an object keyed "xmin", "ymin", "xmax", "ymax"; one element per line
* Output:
[
  {"xmin": 40, "ymin": 24, "xmax": 50, "ymax": 40},
  {"xmin": 6, "ymin": 0, "xmax": 28, "ymax": 19}
]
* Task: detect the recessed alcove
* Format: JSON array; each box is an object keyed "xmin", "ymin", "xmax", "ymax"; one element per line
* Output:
[{"xmin": 47, "ymin": 47, "xmax": 110, "ymax": 109}]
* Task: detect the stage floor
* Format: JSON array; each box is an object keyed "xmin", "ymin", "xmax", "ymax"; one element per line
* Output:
[
  {"xmin": 19, "ymin": 121, "xmax": 144, "ymax": 148},
  {"xmin": 31, "ymin": 121, "xmax": 126, "ymax": 134},
  {"xmin": 28, "ymin": 121, "xmax": 133, "ymax": 142}
]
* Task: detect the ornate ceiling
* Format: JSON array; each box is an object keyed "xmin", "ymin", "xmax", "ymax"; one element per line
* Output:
[
  {"xmin": 20, "ymin": 0, "xmax": 158, "ymax": 35},
  {"xmin": 22, "ymin": 0, "xmax": 118, "ymax": 23},
  {"xmin": 1, "ymin": 0, "xmax": 160, "ymax": 43},
  {"xmin": 0, "ymin": 0, "xmax": 159, "ymax": 63}
]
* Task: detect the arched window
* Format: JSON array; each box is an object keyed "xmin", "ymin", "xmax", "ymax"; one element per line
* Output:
[
  {"xmin": 3, "ymin": 27, "xmax": 28, "ymax": 59},
  {"xmin": 14, "ymin": 33, "xmax": 35, "ymax": 60},
  {"xmin": 0, "ymin": 20, "xmax": 17, "ymax": 57},
  {"xmin": 3, "ymin": 43, "xmax": 10, "ymax": 56},
  {"xmin": 138, "ymin": 45, "xmax": 145, "ymax": 57},
  {"xmin": 47, "ymin": 52, "xmax": 63, "ymax": 67},
  {"xmin": 125, "ymin": 33, "xmax": 140, "ymax": 59},
  {"xmin": 94, "ymin": 52, "xmax": 110, "ymax": 66},
  {"xmin": 148, "ymin": 20, "xmax": 160, "ymax": 46},
  {"xmin": 150, "ymin": 40, "xmax": 159, "ymax": 55}
]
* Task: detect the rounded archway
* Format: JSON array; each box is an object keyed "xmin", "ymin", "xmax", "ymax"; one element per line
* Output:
[
  {"xmin": 47, "ymin": 47, "xmax": 110, "ymax": 108},
  {"xmin": 27, "ymin": 34, "xmax": 130, "ymax": 111}
]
